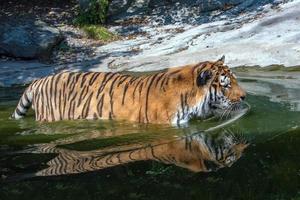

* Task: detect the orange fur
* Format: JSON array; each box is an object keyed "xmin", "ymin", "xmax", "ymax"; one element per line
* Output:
[{"xmin": 12, "ymin": 58, "xmax": 246, "ymax": 124}]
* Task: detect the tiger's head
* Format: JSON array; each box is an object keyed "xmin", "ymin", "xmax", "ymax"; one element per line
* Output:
[
  {"xmin": 201, "ymin": 131, "xmax": 249, "ymax": 172},
  {"xmin": 166, "ymin": 56, "xmax": 246, "ymax": 123},
  {"xmin": 202, "ymin": 56, "xmax": 246, "ymax": 111}
]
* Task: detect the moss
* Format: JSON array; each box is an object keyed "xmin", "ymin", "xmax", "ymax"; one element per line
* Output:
[
  {"xmin": 73, "ymin": 0, "xmax": 118, "ymax": 41},
  {"xmin": 74, "ymin": 0, "xmax": 109, "ymax": 25},
  {"xmin": 81, "ymin": 25, "xmax": 117, "ymax": 41}
]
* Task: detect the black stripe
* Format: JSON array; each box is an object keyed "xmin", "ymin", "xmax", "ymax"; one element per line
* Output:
[
  {"xmin": 58, "ymin": 90, "xmax": 62, "ymax": 120},
  {"xmin": 185, "ymin": 137, "xmax": 189, "ymax": 150},
  {"xmin": 40, "ymin": 79, "xmax": 46, "ymax": 119},
  {"xmin": 68, "ymin": 95, "xmax": 75, "ymax": 120},
  {"xmin": 80, "ymin": 72, "xmax": 93, "ymax": 88},
  {"xmin": 24, "ymin": 92, "xmax": 30, "ymax": 104},
  {"xmin": 15, "ymin": 108, "xmax": 25, "ymax": 116},
  {"xmin": 81, "ymin": 85, "xmax": 91, "ymax": 100},
  {"xmin": 160, "ymin": 75, "xmax": 168, "ymax": 91},
  {"xmin": 117, "ymin": 75, "xmax": 130, "ymax": 87},
  {"xmin": 154, "ymin": 72, "xmax": 165, "ymax": 88},
  {"xmin": 89, "ymin": 72, "xmax": 101, "ymax": 86},
  {"xmin": 145, "ymin": 74, "xmax": 159, "ymax": 122},
  {"xmin": 49, "ymin": 77, "xmax": 56, "ymax": 121},
  {"xmin": 129, "ymin": 76, "xmax": 138, "ymax": 84},
  {"xmin": 77, "ymin": 85, "xmax": 88, "ymax": 107},
  {"xmin": 96, "ymin": 72, "xmax": 115, "ymax": 98},
  {"xmin": 69, "ymin": 99, "xmax": 76, "ymax": 119},
  {"xmin": 132, "ymin": 77, "xmax": 146, "ymax": 100},
  {"xmin": 53, "ymin": 73, "xmax": 64, "ymax": 109},
  {"xmin": 81, "ymin": 92, "xmax": 94, "ymax": 119},
  {"xmin": 35, "ymin": 90, "xmax": 41, "ymax": 120},
  {"xmin": 34, "ymin": 78, "xmax": 46, "ymax": 93},
  {"xmin": 138, "ymin": 106, "xmax": 142, "ymax": 123},
  {"xmin": 184, "ymin": 92, "xmax": 189, "ymax": 114},
  {"xmin": 138, "ymin": 82, "xmax": 144, "ymax": 100},
  {"xmin": 109, "ymin": 75, "xmax": 121, "ymax": 117},
  {"xmin": 62, "ymin": 82, "xmax": 68, "ymax": 118},
  {"xmin": 45, "ymin": 78, "xmax": 51, "ymax": 118},
  {"xmin": 97, "ymin": 94, "xmax": 105, "ymax": 117},
  {"xmin": 66, "ymin": 72, "xmax": 73, "ymax": 86},
  {"xmin": 213, "ymin": 85, "xmax": 217, "ymax": 101},
  {"xmin": 180, "ymin": 93, "xmax": 184, "ymax": 118},
  {"xmin": 67, "ymin": 75, "xmax": 77, "ymax": 101},
  {"xmin": 121, "ymin": 83, "xmax": 129, "ymax": 105},
  {"xmin": 20, "ymin": 98, "xmax": 30, "ymax": 110},
  {"xmin": 93, "ymin": 112, "xmax": 98, "ymax": 119}
]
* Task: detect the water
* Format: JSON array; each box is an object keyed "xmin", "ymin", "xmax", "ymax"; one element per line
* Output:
[{"xmin": 0, "ymin": 69, "xmax": 300, "ymax": 200}]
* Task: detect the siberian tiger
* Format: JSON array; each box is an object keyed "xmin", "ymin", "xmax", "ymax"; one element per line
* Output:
[
  {"xmin": 26, "ymin": 131, "xmax": 249, "ymax": 176},
  {"xmin": 11, "ymin": 56, "xmax": 246, "ymax": 124}
]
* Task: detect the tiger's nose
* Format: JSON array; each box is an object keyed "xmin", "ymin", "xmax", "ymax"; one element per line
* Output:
[{"xmin": 240, "ymin": 95, "xmax": 246, "ymax": 101}]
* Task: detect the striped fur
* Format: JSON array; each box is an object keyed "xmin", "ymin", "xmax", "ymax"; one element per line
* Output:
[
  {"xmin": 11, "ymin": 57, "xmax": 246, "ymax": 124},
  {"xmin": 28, "ymin": 131, "xmax": 249, "ymax": 176}
]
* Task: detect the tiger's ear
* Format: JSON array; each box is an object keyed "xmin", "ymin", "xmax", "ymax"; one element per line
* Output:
[
  {"xmin": 216, "ymin": 55, "xmax": 225, "ymax": 65},
  {"xmin": 197, "ymin": 70, "xmax": 212, "ymax": 87}
]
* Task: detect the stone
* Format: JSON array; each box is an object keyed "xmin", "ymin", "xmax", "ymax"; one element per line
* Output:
[
  {"xmin": 107, "ymin": 0, "xmax": 275, "ymax": 24},
  {"xmin": 78, "ymin": 0, "xmax": 92, "ymax": 11},
  {"xmin": 0, "ymin": 18, "xmax": 64, "ymax": 60},
  {"xmin": 108, "ymin": 0, "xmax": 151, "ymax": 22}
]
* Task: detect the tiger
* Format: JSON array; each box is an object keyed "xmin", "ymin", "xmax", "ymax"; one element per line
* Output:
[
  {"xmin": 25, "ymin": 131, "xmax": 249, "ymax": 176},
  {"xmin": 11, "ymin": 56, "xmax": 246, "ymax": 125}
]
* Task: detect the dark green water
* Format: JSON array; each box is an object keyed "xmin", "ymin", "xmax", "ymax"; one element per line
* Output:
[{"xmin": 0, "ymin": 70, "xmax": 300, "ymax": 200}]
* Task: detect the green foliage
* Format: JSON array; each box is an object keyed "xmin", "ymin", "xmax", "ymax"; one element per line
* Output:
[
  {"xmin": 73, "ymin": 0, "xmax": 118, "ymax": 41},
  {"xmin": 81, "ymin": 25, "xmax": 116, "ymax": 41},
  {"xmin": 74, "ymin": 0, "xmax": 109, "ymax": 25}
]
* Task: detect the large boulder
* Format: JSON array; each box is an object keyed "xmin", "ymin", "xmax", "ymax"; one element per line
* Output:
[{"xmin": 0, "ymin": 18, "xmax": 63, "ymax": 60}]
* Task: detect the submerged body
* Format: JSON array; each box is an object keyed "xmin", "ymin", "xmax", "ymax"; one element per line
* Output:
[{"xmin": 12, "ymin": 57, "xmax": 246, "ymax": 125}]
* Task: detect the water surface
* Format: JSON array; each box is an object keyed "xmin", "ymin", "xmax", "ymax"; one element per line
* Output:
[{"xmin": 0, "ymin": 69, "xmax": 299, "ymax": 200}]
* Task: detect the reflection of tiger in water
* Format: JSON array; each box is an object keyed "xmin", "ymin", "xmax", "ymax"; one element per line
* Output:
[
  {"xmin": 28, "ymin": 132, "xmax": 248, "ymax": 176},
  {"xmin": 12, "ymin": 56, "xmax": 246, "ymax": 125}
]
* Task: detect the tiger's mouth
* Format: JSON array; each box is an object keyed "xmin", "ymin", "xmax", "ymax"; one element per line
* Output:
[{"xmin": 211, "ymin": 101, "xmax": 244, "ymax": 120}]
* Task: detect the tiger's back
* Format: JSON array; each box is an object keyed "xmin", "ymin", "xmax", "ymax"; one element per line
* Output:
[
  {"xmin": 27, "ymin": 71, "xmax": 147, "ymax": 122},
  {"xmin": 13, "ymin": 70, "xmax": 185, "ymax": 123}
]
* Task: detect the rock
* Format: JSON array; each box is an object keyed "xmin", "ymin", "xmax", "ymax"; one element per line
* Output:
[
  {"xmin": 0, "ymin": 18, "xmax": 64, "ymax": 60},
  {"xmin": 108, "ymin": 0, "xmax": 151, "ymax": 22},
  {"xmin": 107, "ymin": 0, "xmax": 276, "ymax": 24},
  {"xmin": 108, "ymin": 0, "xmax": 131, "ymax": 18},
  {"xmin": 78, "ymin": 0, "xmax": 91, "ymax": 11}
]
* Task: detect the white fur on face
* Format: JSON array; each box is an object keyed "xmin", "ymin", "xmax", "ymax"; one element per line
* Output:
[{"xmin": 220, "ymin": 75, "xmax": 231, "ymax": 88}]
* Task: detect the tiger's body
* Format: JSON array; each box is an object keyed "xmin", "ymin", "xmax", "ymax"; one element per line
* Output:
[{"xmin": 12, "ymin": 56, "xmax": 246, "ymax": 125}]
